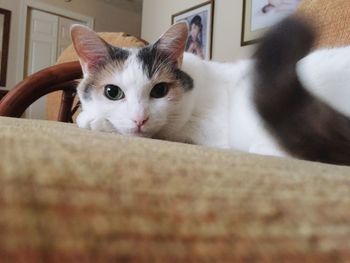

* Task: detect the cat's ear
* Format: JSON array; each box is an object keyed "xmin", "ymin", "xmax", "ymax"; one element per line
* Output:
[
  {"xmin": 71, "ymin": 25, "xmax": 111, "ymax": 76},
  {"xmin": 155, "ymin": 22, "xmax": 188, "ymax": 66}
]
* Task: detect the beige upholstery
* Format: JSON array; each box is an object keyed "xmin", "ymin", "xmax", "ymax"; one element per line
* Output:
[
  {"xmin": 46, "ymin": 32, "xmax": 147, "ymax": 121},
  {"xmin": 298, "ymin": 0, "xmax": 350, "ymax": 48},
  {"xmin": 1, "ymin": 0, "xmax": 350, "ymax": 261},
  {"xmin": 1, "ymin": 116, "xmax": 350, "ymax": 262}
]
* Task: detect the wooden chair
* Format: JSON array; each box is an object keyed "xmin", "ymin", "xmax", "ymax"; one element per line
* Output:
[
  {"xmin": 0, "ymin": 61, "xmax": 82, "ymax": 122},
  {"xmin": 0, "ymin": 32, "xmax": 147, "ymax": 122}
]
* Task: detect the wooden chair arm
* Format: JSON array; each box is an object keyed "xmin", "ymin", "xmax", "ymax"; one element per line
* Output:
[{"xmin": 0, "ymin": 61, "xmax": 82, "ymax": 118}]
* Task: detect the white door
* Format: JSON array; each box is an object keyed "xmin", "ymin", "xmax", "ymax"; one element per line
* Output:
[
  {"xmin": 26, "ymin": 9, "xmax": 59, "ymax": 119},
  {"xmin": 26, "ymin": 10, "xmax": 85, "ymax": 120}
]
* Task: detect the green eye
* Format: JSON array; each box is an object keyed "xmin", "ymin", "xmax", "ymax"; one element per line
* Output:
[
  {"xmin": 104, "ymin": 84, "xmax": 125, "ymax": 100},
  {"xmin": 150, "ymin": 82, "xmax": 169, "ymax": 99}
]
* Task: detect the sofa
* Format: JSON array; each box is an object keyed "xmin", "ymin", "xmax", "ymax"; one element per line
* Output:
[{"xmin": 0, "ymin": 0, "xmax": 350, "ymax": 262}]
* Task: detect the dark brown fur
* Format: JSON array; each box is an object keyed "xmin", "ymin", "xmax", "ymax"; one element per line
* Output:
[
  {"xmin": 254, "ymin": 17, "xmax": 350, "ymax": 165},
  {"xmin": 137, "ymin": 44, "xmax": 193, "ymax": 91}
]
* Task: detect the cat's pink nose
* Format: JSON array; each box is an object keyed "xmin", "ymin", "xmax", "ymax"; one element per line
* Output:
[{"xmin": 133, "ymin": 117, "xmax": 149, "ymax": 127}]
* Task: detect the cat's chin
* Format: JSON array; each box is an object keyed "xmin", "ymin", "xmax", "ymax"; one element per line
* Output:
[
  {"xmin": 127, "ymin": 130, "xmax": 153, "ymax": 138},
  {"xmin": 115, "ymin": 127, "xmax": 153, "ymax": 138},
  {"xmin": 107, "ymin": 122, "xmax": 154, "ymax": 138}
]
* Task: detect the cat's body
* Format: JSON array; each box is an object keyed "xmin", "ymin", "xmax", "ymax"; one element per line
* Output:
[
  {"xmin": 160, "ymin": 55, "xmax": 284, "ymax": 155},
  {"xmin": 72, "ymin": 18, "xmax": 350, "ymax": 165}
]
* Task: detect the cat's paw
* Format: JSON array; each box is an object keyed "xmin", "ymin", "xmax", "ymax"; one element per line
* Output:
[
  {"xmin": 76, "ymin": 111, "xmax": 92, "ymax": 129},
  {"xmin": 89, "ymin": 118, "xmax": 115, "ymax": 132},
  {"xmin": 76, "ymin": 112, "xmax": 116, "ymax": 133}
]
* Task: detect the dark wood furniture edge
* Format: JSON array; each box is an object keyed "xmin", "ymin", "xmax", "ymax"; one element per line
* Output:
[
  {"xmin": 0, "ymin": 89, "xmax": 8, "ymax": 101},
  {"xmin": 0, "ymin": 61, "xmax": 82, "ymax": 119},
  {"xmin": 0, "ymin": 8, "xmax": 11, "ymax": 87},
  {"xmin": 58, "ymin": 85, "xmax": 77, "ymax": 122}
]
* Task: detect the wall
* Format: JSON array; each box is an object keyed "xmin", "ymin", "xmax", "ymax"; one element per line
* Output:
[
  {"xmin": 0, "ymin": 0, "xmax": 142, "ymax": 90},
  {"xmin": 141, "ymin": 0, "xmax": 255, "ymax": 62}
]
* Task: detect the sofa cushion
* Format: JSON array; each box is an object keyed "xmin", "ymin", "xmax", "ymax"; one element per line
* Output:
[
  {"xmin": 1, "ymin": 116, "xmax": 350, "ymax": 262},
  {"xmin": 297, "ymin": 0, "xmax": 350, "ymax": 48}
]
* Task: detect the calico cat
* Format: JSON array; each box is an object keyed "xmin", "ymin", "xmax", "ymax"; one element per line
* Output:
[{"xmin": 70, "ymin": 17, "xmax": 350, "ymax": 165}]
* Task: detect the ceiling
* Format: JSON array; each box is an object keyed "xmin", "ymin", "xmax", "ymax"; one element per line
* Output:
[{"xmin": 97, "ymin": 0, "xmax": 143, "ymax": 12}]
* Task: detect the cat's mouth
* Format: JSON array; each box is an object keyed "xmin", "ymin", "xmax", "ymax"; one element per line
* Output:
[{"xmin": 106, "ymin": 119, "xmax": 154, "ymax": 138}]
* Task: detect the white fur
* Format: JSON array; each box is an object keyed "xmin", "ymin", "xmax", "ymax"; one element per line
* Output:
[
  {"xmin": 297, "ymin": 46, "xmax": 350, "ymax": 117},
  {"xmin": 77, "ymin": 47, "xmax": 350, "ymax": 158},
  {"xmin": 177, "ymin": 54, "xmax": 287, "ymax": 155}
]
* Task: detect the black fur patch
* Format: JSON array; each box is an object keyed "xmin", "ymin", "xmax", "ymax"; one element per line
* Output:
[
  {"xmin": 174, "ymin": 69, "xmax": 193, "ymax": 91},
  {"xmin": 137, "ymin": 44, "xmax": 194, "ymax": 91},
  {"xmin": 254, "ymin": 17, "xmax": 350, "ymax": 165},
  {"xmin": 109, "ymin": 47, "xmax": 129, "ymax": 61},
  {"xmin": 82, "ymin": 81, "xmax": 94, "ymax": 100},
  {"xmin": 137, "ymin": 45, "xmax": 159, "ymax": 78}
]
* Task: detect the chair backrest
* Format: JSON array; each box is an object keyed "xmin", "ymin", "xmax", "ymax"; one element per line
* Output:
[{"xmin": 0, "ymin": 61, "xmax": 82, "ymax": 122}]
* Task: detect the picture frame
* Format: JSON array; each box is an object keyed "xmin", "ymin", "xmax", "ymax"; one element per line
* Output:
[
  {"xmin": 0, "ymin": 8, "xmax": 11, "ymax": 87},
  {"xmin": 241, "ymin": 0, "xmax": 301, "ymax": 46},
  {"xmin": 172, "ymin": 0, "xmax": 214, "ymax": 60}
]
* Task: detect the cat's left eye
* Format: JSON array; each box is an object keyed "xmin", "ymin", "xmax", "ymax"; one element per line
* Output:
[
  {"xmin": 150, "ymin": 82, "xmax": 169, "ymax": 99},
  {"xmin": 104, "ymin": 84, "xmax": 125, "ymax": 100}
]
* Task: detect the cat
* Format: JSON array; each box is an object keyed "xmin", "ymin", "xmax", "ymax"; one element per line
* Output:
[{"xmin": 70, "ymin": 17, "xmax": 350, "ymax": 165}]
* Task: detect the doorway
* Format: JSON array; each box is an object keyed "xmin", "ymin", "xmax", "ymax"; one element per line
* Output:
[{"xmin": 24, "ymin": 3, "xmax": 93, "ymax": 119}]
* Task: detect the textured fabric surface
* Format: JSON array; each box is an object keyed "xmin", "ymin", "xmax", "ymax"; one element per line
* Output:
[
  {"xmin": 46, "ymin": 32, "xmax": 147, "ymax": 121},
  {"xmin": 297, "ymin": 0, "xmax": 350, "ymax": 48},
  {"xmin": 1, "ymin": 116, "xmax": 350, "ymax": 262}
]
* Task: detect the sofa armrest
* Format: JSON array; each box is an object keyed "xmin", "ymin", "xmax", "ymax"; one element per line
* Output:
[{"xmin": 1, "ymin": 117, "xmax": 350, "ymax": 262}]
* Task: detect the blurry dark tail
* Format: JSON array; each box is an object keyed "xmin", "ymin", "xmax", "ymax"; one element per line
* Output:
[{"xmin": 254, "ymin": 16, "xmax": 350, "ymax": 165}]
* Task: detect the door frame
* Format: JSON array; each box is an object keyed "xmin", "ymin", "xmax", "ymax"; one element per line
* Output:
[{"xmin": 16, "ymin": 0, "xmax": 94, "ymax": 84}]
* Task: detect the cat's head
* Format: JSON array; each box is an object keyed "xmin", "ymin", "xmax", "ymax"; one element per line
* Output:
[{"xmin": 71, "ymin": 23, "xmax": 194, "ymax": 138}]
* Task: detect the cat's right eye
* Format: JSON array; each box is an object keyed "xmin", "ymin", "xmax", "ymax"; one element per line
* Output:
[
  {"xmin": 104, "ymin": 84, "xmax": 125, "ymax": 101},
  {"xmin": 150, "ymin": 82, "xmax": 170, "ymax": 99}
]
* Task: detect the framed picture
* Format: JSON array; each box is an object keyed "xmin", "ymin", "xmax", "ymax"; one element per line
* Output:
[
  {"xmin": 172, "ymin": 0, "xmax": 214, "ymax": 60},
  {"xmin": 0, "ymin": 8, "xmax": 11, "ymax": 87},
  {"xmin": 241, "ymin": 0, "xmax": 301, "ymax": 46}
]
